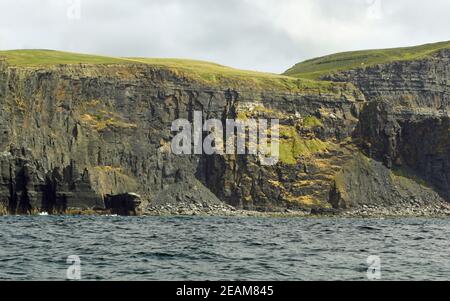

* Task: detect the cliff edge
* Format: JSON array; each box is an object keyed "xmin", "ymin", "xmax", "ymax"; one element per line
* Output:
[{"xmin": 0, "ymin": 42, "xmax": 448, "ymax": 216}]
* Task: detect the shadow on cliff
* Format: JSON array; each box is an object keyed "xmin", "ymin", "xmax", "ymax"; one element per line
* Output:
[{"xmin": 352, "ymin": 100, "xmax": 450, "ymax": 204}]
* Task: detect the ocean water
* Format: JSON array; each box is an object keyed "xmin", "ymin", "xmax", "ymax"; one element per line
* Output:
[{"xmin": 0, "ymin": 216, "xmax": 449, "ymax": 281}]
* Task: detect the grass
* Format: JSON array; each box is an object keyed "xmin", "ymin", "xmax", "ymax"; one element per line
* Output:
[
  {"xmin": 279, "ymin": 125, "xmax": 329, "ymax": 164},
  {"xmin": 0, "ymin": 49, "xmax": 127, "ymax": 65},
  {"xmin": 3, "ymin": 41, "xmax": 449, "ymax": 87},
  {"xmin": 0, "ymin": 49, "xmax": 346, "ymax": 93},
  {"xmin": 125, "ymin": 57, "xmax": 337, "ymax": 91},
  {"xmin": 302, "ymin": 116, "xmax": 323, "ymax": 129},
  {"xmin": 283, "ymin": 194, "xmax": 320, "ymax": 207},
  {"xmin": 283, "ymin": 41, "xmax": 450, "ymax": 80},
  {"xmin": 80, "ymin": 113, "xmax": 137, "ymax": 131}
]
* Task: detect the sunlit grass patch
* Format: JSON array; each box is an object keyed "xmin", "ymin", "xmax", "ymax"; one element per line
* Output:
[{"xmin": 284, "ymin": 41, "xmax": 450, "ymax": 80}]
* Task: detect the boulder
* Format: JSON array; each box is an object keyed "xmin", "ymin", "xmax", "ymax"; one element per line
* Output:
[{"xmin": 104, "ymin": 193, "xmax": 142, "ymax": 216}]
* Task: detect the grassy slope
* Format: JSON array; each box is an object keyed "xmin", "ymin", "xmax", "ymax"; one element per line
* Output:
[
  {"xmin": 125, "ymin": 57, "xmax": 328, "ymax": 91},
  {"xmin": 283, "ymin": 41, "xmax": 450, "ymax": 80},
  {"xmin": 0, "ymin": 49, "xmax": 344, "ymax": 93},
  {"xmin": 0, "ymin": 49, "xmax": 128, "ymax": 65}
]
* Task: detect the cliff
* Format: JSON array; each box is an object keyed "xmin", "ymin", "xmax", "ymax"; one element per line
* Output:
[
  {"xmin": 0, "ymin": 42, "xmax": 449, "ymax": 216},
  {"xmin": 324, "ymin": 48, "xmax": 450, "ymax": 212}
]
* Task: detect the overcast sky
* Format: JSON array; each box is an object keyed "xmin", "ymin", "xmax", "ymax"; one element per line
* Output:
[{"xmin": 0, "ymin": 0, "xmax": 449, "ymax": 73}]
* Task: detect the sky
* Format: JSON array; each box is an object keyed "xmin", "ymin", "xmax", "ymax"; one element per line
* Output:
[{"xmin": 0, "ymin": 0, "xmax": 449, "ymax": 73}]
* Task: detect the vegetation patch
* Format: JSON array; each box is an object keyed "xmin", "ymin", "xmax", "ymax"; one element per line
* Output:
[
  {"xmin": 302, "ymin": 116, "xmax": 323, "ymax": 129},
  {"xmin": 236, "ymin": 111, "xmax": 249, "ymax": 121},
  {"xmin": 284, "ymin": 41, "xmax": 450, "ymax": 80},
  {"xmin": 0, "ymin": 50, "xmax": 127, "ymax": 65},
  {"xmin": 267, "ymin": 179, "xmax": 325, "ymax": 208},
  {"xmin": 283, "ymin": 194, "xmax": 321, "ymax": 207},
  {"xmin": 279, "ymin": 126, "xmax": 329, "ymax": 165},
  {"xmin": 80, "ymin": 106, "xmax": 137, "ymax": 132}
]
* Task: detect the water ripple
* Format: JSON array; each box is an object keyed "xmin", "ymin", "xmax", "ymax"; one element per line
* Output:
[{"xmin": 1, "ymin": 216, "xmax": 450, "ymax": 280}]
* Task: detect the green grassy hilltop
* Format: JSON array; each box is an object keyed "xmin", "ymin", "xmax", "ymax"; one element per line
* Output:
[
  {"xmin": 0, "ymin": 49, "xmax": 338, "ymax": 92},
  {"xmin": 0, "ymin": 49, "xmax": 128, "ymax": 65},
  {"xmin": 283, "ymin": 41, "xmax": 450, "ymax": 80},
  {"xmin": 2, "ymin": 41, "xmax": 449, "ymax": 90}
]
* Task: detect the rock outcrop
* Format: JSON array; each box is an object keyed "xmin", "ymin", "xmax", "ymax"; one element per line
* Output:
[{"xmin": 104, "ymin": 193, "xmax": 141, "ymax": 216}]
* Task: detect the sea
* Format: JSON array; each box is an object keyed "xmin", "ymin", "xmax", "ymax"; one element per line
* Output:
[{"xmin": 1, "ymin": 216, "xmax": 449, "ymax": 281}]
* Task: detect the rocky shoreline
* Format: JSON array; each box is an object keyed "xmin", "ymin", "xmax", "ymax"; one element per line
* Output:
[
  {"xmin": 2, "ymin": 187, "xmax": 450, "ymax": 218},
  {"xmin": 3, "ymin": 203, "xmax": 449, "ymax": 218},
  {"xmin": 141, "ymin": 203, "xmax": 450, "ymax": 218}
]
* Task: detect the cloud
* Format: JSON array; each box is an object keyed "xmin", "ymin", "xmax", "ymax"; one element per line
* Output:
[{"xmin": 0, "ymin": 0, "xmax": 449, "ymax": 73}]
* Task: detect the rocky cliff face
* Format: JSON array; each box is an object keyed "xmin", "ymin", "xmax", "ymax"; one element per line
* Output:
[
  {"xmin": 0, "ymin": 48, "xmax": 448, "ymax": 216},
  {"xmin": 326, "ymin": 49, "xmax": 450, "ymax": 210}
]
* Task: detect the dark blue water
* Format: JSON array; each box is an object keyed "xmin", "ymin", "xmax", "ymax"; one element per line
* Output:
[{"xmin": 1, "ymin": 216, "xmax": 449, "ymax": 281}]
